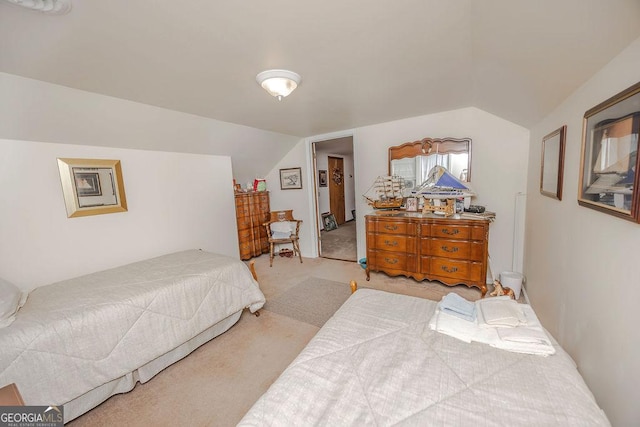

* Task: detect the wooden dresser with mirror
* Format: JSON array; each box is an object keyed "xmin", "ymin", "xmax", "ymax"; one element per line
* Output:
[{"xmin": 366, "ymin": 137, "xmax": 490, "ymax": 296}]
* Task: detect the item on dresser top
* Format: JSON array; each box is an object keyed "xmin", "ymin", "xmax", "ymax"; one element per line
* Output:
[
  {"xmin": 464, "ymin": 204, "xmax": 485, "ymax": 213},
  {"xmin": 438, "ymin": 292, "xmax": 476, "ymax": 322},
  {"xmin": 253, "ymin": 178, "xmax": 267, "ymax": 191},
  {"xmin": 363, "ymin": 175, "xmax": 406, "ymax": 209}
]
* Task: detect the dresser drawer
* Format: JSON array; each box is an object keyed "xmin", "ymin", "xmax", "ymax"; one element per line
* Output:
[
  {"xmin": 372, "ymin": 251, "xmax": 407, "ymax": 270},
  {"xmin": 424, "ymin": 239, "xmax": 485, "ymax": 261},
  {"xmin": 237, "ymin": 216, "xmax": 252, "ymax": 230},
  {"xmin": 429, "ymin": 257, "xmax": 483, "ymax": 282},
  {"xmin": 426, "ymin": 239, "xmax": 470, "ymax": 259},
  {"xmin": 429, "ymin": 224, "xmax": 471, "ymax": 240},
  {"xmin": 367, "ymin": 220, "xmax": 410, "ymax": 235},
  {"xmin": 373, "ymin": 233, "xmax": 410, "ymax": 252},
  {"xmin": 236, "ymin": 204, "xmax": 251, "ymax": 217}
]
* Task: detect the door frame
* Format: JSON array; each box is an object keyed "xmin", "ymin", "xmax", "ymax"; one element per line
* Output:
[{"xmin": 305, "ymin": 130, "xmax": 356, "ymax": 259}]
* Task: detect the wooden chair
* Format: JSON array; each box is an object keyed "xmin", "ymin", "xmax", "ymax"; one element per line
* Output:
[{"xmin": 263, "ymin": 210, "xmax": 303, "ymax": 267}]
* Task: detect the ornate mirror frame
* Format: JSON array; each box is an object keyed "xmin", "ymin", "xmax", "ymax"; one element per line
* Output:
[{"xmin": 388, "ymin": 137, "xmax": 472, "ymax": 190}]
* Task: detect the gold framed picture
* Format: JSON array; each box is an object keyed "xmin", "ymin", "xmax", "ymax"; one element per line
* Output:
[{"xmin": 57, "ymin": 158, "xmax": 128, "ymax": 218}]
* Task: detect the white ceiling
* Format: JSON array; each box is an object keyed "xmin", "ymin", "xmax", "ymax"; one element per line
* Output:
[{"xmin": 1, "ymin": 0, "xmax": 639, "ymax": 138}]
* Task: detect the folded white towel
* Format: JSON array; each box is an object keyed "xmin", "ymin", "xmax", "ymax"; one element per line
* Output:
[
  {"xmin": 429, "ymin": 310, "xmax": 477, "ymax": 343},
  {"xmin": 438, "ymin": 293, "xmax": 476, "ymax": 322},
  {"xmin": 428, "ymin": 301, "xmax": 556, "ymax": 356},
  {"xmin": 492, "ymin": 328, "xmax": 555, "ymax": 356},
  {"xmin": 476, "ymin": 296, "xmax": 526, "ymax": 328}
]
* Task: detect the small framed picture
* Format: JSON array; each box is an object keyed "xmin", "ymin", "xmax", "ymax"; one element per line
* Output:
[
  {"xmin": 321, "ymin": 212, "xmax": 338, "ymax": 231},
  {"xmin": 540, "ymin": 125, "xmax": 566, "ymax": 200},
  {"xmin": 318, "ymin": 170, "xmax": 327, "ymax": 187},
  {"xmin": 405, "ymin": 196, "xmax": 418, "ymax": 212},
  {"xmin": 280, "ymin": 167, "xmax": 303, "ymax": 190}
]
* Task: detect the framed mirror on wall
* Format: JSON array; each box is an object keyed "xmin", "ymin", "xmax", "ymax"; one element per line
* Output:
[
  {"xmin": 540, "ymin": 125, "xmax": 567, "ymax": 200},
  {"xmin": 388, "ymin": 137, "xmax": 471, "ymax": 193},
  {"xmin": 578, "ymin": 81, "xmax": 640, "ymax": 222}
]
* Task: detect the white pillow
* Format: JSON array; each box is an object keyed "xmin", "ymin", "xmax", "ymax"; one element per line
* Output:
[
  {"xmin": 271, "ymin": 221, "xmax": 294, "ymax": 232},
  {"xmin": 0, "ymin": 277, "xmax": 28, "ymax": 328}
]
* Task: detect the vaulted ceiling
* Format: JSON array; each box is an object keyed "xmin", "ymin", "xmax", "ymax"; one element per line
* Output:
[{"xmin": 1, "ymin": 0, "xmax": 639, "ymax": 138}]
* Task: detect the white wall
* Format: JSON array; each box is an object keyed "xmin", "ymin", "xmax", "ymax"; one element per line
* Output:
[
  {"xmin": 525, "ymin": 36, "xmax": 640, "ymax": 426},
  {"xmin": 0, "ymin": 139, "xmax": 237, "ymax": 290},
  {"xmin": 0, "ymin": 72, "xmax": 300, "ymax": 185}
]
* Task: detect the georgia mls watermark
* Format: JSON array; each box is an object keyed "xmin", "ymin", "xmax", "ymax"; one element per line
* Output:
[{"xmin": 0, "ymin": 406, "xmax": 63, "ymax": 427}]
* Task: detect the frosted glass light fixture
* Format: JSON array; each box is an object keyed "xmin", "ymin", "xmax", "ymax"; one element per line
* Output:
[
  {"xmin": 2, "ymin": 0, "xmax": 72, "ymax": 14},
  {"xmin": 256, "ymin": 69, "xmax": 301, "ymax": 101}
]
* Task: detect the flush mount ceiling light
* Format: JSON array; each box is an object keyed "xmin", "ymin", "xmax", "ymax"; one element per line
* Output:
[
  {"xmin": 2, "ymin": 0, "xmax": 72, "ymax": 14},
  {"xmin": 256, "ymin": 69, "xmax": 301, "ymax": 101}
]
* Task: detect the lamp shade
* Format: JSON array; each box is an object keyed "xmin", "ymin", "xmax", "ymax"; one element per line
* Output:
[{"xmin": 256, "ymin": 69, "xmax": 301, "ymax": 100}]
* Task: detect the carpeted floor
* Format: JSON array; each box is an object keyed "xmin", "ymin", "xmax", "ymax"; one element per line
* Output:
[
  {"xmin": 262, "ymin": 277, "xmax": 353, "ymax": 327},
  {"xmin": 320, "ymin": 219, "xmax": 357, "ymax": 261},
  {"xmin": 68, "ymin": 255, "xmax": 488, "ymax": 427}
]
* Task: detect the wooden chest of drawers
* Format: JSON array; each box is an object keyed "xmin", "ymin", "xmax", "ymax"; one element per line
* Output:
[
  {"xmin": 235, "ymin": 191, "xmax": 270, "ymax": 260},
  {"xmin": 365, "ymin": 213, "xmax": 490, "ymax": 296}
]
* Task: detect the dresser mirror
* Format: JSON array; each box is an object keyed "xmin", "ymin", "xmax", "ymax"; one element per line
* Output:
[{"xmin": 388, "ymin": 137, "xmax": 472, "ymax": 191}]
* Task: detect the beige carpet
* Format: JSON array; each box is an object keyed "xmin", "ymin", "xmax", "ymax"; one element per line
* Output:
[
  {"xmin": 320, "ymin": 219, "xmax": 357, "ymax": 261},
  {"xmin": 262, "ymin": 277, "xmax": 352, "ymax": 327},
  {"xmin": 68, "ymin": 255, "xmax": 487, "ymax": 427}
]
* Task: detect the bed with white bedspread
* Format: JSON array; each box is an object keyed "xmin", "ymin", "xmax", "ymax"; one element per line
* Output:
[
  {"xmin": 239, "ymin": 288, "xmax": 609, "ymax": 426},
  {"xmin": 0, "ymin": 249, "xmax": 265, "ymax": 422}
]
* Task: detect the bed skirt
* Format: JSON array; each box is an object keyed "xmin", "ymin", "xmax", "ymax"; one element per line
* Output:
[{"xmin": 65, "ymin": 310, "xmax": 242, "ymax": 422}]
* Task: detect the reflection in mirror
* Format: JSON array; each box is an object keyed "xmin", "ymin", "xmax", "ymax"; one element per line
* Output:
[{"xmin": 389, "ymin": 137, "xmax": 471, "ymax": 194}]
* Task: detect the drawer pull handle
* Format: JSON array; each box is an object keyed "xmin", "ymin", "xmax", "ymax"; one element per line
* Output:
[
  {"xmin": 384, "ymin": 225, "xmax": 399, "ymax": 231},
  {"xmin": 441, "ymin": 246, "xmax": 459, "ymax": 253},
  {"xmin": 441, "ymin": 228, "xmax": 459, "ymax": 235},
  {"xmin": 441, "ymin": 265, "xmax": 458, "ymax": 273},
  {"xmin": 384, "ymin": 240, "xmax": 398, "ymax": 247},
  {"xmin": 384, "ymin": 258, "xmax": 399, "ymax": 264}
]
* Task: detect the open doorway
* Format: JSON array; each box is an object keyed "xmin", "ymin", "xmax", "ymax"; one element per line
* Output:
[{"xmin": 313, "ymin": 136, "xmax": 356, "ymax": 262}]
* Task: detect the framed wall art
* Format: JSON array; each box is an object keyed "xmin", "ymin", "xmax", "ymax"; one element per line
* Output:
[
  {"xmin": 540, "ymin": 125, "xmax": 567, "ymax": 200},
  {"xmin": 57, "ymin": 158, "xmax": 128, "ymax": 218},
  {"xmin": 318, "ymin": 170, "xmax": 327, "ymax": 187},
  {"xmin": 280, "ymin": 167, "xmax": 303, "ymax": 190},
  {"xmin": 578, "ymin": 81, "xmax": 640, "ymax": 222}
]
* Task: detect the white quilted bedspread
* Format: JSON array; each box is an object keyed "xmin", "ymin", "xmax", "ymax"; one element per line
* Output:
[
  {"xmin": 239, "ymin": 289, "xmax": 609, "ymax": 426},
  {"xmin": 0, "ymin": 250, "xmax": 265, "ymax": 406}
]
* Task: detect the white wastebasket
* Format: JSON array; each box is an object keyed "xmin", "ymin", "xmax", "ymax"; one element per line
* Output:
[{"xmin": 500, "ymin": 272, "xmax": 524, "ymax": 299}]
